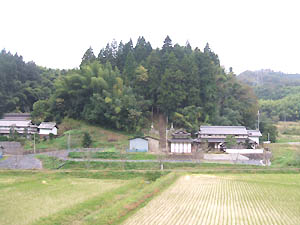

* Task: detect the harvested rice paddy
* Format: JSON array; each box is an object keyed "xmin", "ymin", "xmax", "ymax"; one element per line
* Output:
[{"xmin": 124, "ymin": 174, "xmax": 300, "ymax": 225}]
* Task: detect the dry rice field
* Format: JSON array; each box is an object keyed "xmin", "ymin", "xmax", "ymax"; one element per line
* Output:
[{"xmin": 124, "ymin": 174, "xmax": 300, "ymax": 225}]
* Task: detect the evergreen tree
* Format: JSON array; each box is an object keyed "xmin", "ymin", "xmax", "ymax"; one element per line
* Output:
[
  {"xmin": 80, "ymin": 47, "xmax": 96, "ymax": 68},
  {"xmin": 82, "ymin": 132, "xmax": 92, "ymax": 148},
  {"xmin": 162, "ymin": 35, "xmax": 173, "ymax": 53}
]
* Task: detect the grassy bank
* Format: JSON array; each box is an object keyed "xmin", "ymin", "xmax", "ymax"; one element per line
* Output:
[
  {"xmin": 24, "ymin": 118, "xmax": 131, "ymax": 151},
  {"xmin": 68, "ymin": 151, "xmax": 159, "ymax": 160}
]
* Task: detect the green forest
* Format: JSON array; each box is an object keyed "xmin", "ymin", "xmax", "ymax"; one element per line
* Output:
[
  {"xmin": 1, "ymin": 36, "xmax": 258, "ymax": 133},
  {"xmin": 238, "ymin": 70, "xmax": 300, "ymax": 122}
]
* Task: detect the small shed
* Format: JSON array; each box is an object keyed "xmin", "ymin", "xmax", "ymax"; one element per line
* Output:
[
  {"xmin": 128, "ymin": 137, "xmax": 148, "ymax": 152},
  {"xmin": 145, "ymin": 136, "xmax": 160, "ymax": 153},
  {"xmin": 38, "ymin": 122, "xmax": 57, "ymax": 136}
]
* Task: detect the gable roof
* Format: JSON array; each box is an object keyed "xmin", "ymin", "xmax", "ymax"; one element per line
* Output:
[
  {"xmin": 38, "ymin": 122, "xmax": 56, "ymax": 129},
  {"xmin": 0, "ymin": 120, "xmax": 32, "ymax": 127},
  {"xmin": 1, "ymin": 113, "xmax": 31, "ymax": 121},
  {"xmin": 247, "ymin": 130, "xmax": 262, "ymax": 137},
  {"xmin": 199, "ymin": 126, "xmax": 248, "ymax": 135},
  {"xmin": 128, "ymin": 137, "xmax": 148, "ymax": 141}
]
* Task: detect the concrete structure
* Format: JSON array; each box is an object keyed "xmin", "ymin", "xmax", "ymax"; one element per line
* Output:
[
  {"xmin": 129, "ymin": 137, "xmax": 149, "ymax": 152},
  {"xmin": 0, "ymin": 142, "xmax": 24, "ymax": 155},
  {"xmin": 38, "ymin": 122, "xmax": 57, "ymax": 136}
]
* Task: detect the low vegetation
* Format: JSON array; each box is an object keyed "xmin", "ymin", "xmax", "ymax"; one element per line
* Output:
[
  {"xmin": 24, "ymin": 118, "xmax": 130, "ymax": 151},
  {"xmin": 68, "ymin": 151, "xmax": 158, "ymax": 160},
  {"xmin": 0, "ymin": 170, "xmax": 176, "ymax": 225}
]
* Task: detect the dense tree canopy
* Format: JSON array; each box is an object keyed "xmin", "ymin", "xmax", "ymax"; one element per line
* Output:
[
  {"xmin": 0, "ymin": 49, "xmax": 60, "ymax": 118},
  {"xmin": 1, "ymin": 36, "xmax": 258, "ymax": 132},
  {"xmin": 238, "ymin": 69, "xmax": 300, "ymax": 122}
]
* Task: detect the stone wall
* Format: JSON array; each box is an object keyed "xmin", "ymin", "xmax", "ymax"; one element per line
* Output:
[{"xmin": 0, "ymin": 142, "xmax": 24, "ymax": 155}]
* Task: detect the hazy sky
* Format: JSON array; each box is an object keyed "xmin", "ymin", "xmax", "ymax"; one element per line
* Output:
[{"xmin": 1, "ymin": 0, "xmax": 299, "ymax": 74}]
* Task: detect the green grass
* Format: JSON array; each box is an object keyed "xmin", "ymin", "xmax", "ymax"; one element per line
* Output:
[
  {"xmin": 68, "ymin": 151, "xmax": 158, "ymax": 160},
  {"xmin": 268, "ymin": 143, "xmax": 300, "ymax": 167},
  {"xmin": 0, "ymin": 171, "xmax": 127, "ymax": 225},
  {"xmin": 0, "ymin": 170, "xmax": 176, "ymax": 225},
  {"xmin": 276, "ymin": 121, "xmax": 300, "ymax": 143}
]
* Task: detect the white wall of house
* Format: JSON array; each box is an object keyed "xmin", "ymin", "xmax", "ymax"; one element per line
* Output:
[
  {"xmin": 249, "ymin": 136, "xmax": 259, "ymax": 145},
  {"xmin": 39, "ymin": 127, "xmax": 57, "ymax": 135},
  {"xmin": 171, "ymin": 143, "xmax": 191, "ymax": 153}
]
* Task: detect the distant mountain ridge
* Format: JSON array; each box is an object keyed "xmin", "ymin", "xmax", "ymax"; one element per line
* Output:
[
  {"xmin": 238, "ymin": 69, "xmax": 300, "ymax": 122},
  {"xmin": 238, "ymin": 69, "xmax": 300, "ymax": 87}
]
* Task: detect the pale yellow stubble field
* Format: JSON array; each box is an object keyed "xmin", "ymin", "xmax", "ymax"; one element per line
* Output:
[{"xmin": 123, "ymin": 174, "xmax": 300, "ymax": 225}]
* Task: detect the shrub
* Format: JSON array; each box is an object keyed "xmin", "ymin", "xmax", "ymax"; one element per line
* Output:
[
  {"xmin": 0, "ymin": 136, "xmax": 8, "ymax": 141},
  {"xmin": 82, "ymin": 132, "xmax": 92, "ymax": 148}
]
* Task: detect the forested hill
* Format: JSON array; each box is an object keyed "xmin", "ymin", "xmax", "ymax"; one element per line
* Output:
[
  {"xmin": 238, "ymin": 69, "xmax": 300, "ymax": 100},
  {"xmin": 1, "ymin": 36, "xmax": 258, "ymax": 132},
  {"xmin": 238, "ymin": 69, "xmax": 300, "ymax": 122},
  {"xmin": 0, "ymin": 50, "xmax": 61, "ymax": 118}
]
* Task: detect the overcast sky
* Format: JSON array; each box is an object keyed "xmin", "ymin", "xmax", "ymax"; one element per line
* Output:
[{"xmin": 1, "ymin": 0, "xmax": 299, "ymax": 74}]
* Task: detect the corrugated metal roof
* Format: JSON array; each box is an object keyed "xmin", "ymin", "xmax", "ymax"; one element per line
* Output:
[
  {"xmin": 0, "ymin": 120, "xmax": 32, "ymax": 127},
  {"xmin": 247, "ymin": 130, "xmax": 262, "ymax": 137},
  {"xmin": 38, "ymin": 122, "xmax": 56, "ymax": 129},
  {"xmin": 199, "ymin": 126, "xmax": 248, "ymax": 135}
]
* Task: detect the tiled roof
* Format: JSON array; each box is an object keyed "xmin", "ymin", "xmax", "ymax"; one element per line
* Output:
[
  {"xmin": 199, "ymin": 126, "xmax": 248, "ymax": 135},
  {"xmin": 0, "ymin": 120, "xmax": 32, "ymax": 127},
  {"xmin": 38, "ymin": 122, "xmax": 56, "ymax": 129},
  {"xmin": 1, "ymin": 113, "xmax": 31, "ymax": 121},
  {"xmin": 247, "ymin": 130, "xmax": 262, "ymax": 137}
]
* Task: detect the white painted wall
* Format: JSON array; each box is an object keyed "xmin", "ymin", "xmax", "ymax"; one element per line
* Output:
[
  {"xmin": 226, "ymin": 149, "xmax": 264, "ymax": 154},
  {"xmin": 171, "ymin": 143, "xmax": 191, "ymax": 153},
  {"xmin": 249, "ymin": 136, "xmax": 259, "ymax": 145},
  {"xmin": 39, "ymin": 127, "xmax": 57, "ymax": 135}
]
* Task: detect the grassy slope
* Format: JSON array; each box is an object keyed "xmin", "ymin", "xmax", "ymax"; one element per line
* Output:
[
  {"xmin": 24, "ymin": 118, "xmax": 131, "ymax": 151},
  {"xmin": 276, "ymin": 121, "xmax": 300, "ymax": 143},
  {"xmin": 68, "ymin": 151, "xmax": 159, "ymax": 160},
  {"xmin": 265, "ymin": 121, "xmax": 300, "ymax": 167}
]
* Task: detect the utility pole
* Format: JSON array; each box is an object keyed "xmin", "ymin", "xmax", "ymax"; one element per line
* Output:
[
  {"xmin": 68, "ymin": 132, "xmax": 71, "ymax": 150},
  {"xmin": 33, "ymin": 133, "xmax": 36, "ymax": 154},
  {"xmin": 257, "ymin": 110, "xmax": 260, "ymax": 130}
]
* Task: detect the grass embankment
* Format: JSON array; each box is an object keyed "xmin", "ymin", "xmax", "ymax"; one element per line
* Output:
[
  {"xmin": 267, "ymin": 143, "xmax": 300, "ymax": 167},
  {"xmin": 39, "ymin": 154, "xmax": 298, "ymax": 173},
  {"xmin": 276, "ymin": 121, "xmax": 300, "ymax": 143},
  {"xmin": 24, "ymin": 118, "xmax": 131, "ymax": 151},
  {"xmin": 68, "ymin": 151, "xmax": 158, "ymax": 160},
  {"xmin": 0, "ymin": 170, "xmax": 177, "ymax": 225},
  {"xmin": 124, "ymin": 174, "xmax": 300, "ymax": 225}
]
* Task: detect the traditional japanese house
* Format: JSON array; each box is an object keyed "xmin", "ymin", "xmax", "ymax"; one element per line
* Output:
[{"xmin": 168, "ymin": 130, "xmax": 194, "ymax": 154}]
